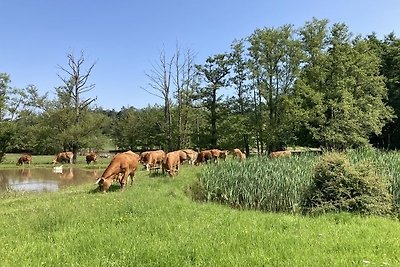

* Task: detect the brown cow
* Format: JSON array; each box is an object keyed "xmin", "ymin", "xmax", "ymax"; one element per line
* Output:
[
  {"xmin": 210, "ymin": 149, "xmax": 228, "ymax": 163},
  {"xmin": 86, "ymin": 152, "xmax": 97, "ymax": 164},
  {"xmin": 95, "ymin": 150, "xmax": 140, "ymax": 192},
  {"xmin": 233, "ymin": 148, "xmax": 246, "ymax": 161},
  {"xmin": 220, "ymin": 150, "xmax": 229, "ymax": 161},
  {"xmin": 181, "ymin": 149, "xmax": 198, "ymax": 165},
  {"xmin": 162, "ymin": 151, "xmax": 181, "ymax": 177},
  {"xmin": 139, "ymin": 151, "xmax": 151, "ymax": 166},
  {"xmin": 177, "ymin": 150, "xmax": 188, "ymax": 164},
  {"xmin": 146, "ymin": 150, "xmax": 166, "ymax": 171},
  {"xmin": 16, "ymin": 154, "xmax": 32, "ymax": 166},
  {"xmin": 269, "ymin": 150, "xmax": 292, "ymax": 158},
  {"xmin": 52, "ymin": 151, "xmax": 73, "ymax": 164},
  {"xmin": 210, "ymin": 149, "xmax": 222, "ymax": 163},
  {"xmin": 195, "ymin": 150, "xmax": 213, "ymax": 165}
]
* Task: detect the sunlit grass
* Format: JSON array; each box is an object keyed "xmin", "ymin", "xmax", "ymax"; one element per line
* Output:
[{"xmin": 0, "ymin": 153, "xmax": 400, "ymax": 266}]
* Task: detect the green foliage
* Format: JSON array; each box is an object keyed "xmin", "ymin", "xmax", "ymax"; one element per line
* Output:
[
  {"xmin": 112, "ymin": 105, "xmax": 164, "ymax": 150},
  {"xmin": 0, "ymin": 122, "xmax": 15, "ymax": 161},
  {"xmin": 248, "ymin": 24, "xmax": 304, "ymax": 151},
  {"xmin": 292, "ymin": 21, "xmax": 393, "ymax": 149},
  {"xmin": 0, "ymin": 73, "xmax": 11, "ymax": 120},
  {"xmin": 370, "ymin": 33, "xmax": 400, "ymax": 148},
  {"xmin": 302, "ymin": 152, "xmax": 394, "ymax": 215},
  {"xmin": 195, "ymin": 53, "xmax": 231, "ymax": 147}
]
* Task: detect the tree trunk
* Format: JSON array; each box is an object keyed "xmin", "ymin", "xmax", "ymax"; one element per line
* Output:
[
  {"xmin": 72, "ymin": 144, "xmax": 78, "ymax": 164},
  {"xmin": 211, "ymin": 86, "xmax": 217, "ymax": 147}
]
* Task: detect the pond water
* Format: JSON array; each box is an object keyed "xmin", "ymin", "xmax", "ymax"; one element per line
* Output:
[{"xmin": 0, "ymin": 167, "xmax": 100, "ymax": 193}]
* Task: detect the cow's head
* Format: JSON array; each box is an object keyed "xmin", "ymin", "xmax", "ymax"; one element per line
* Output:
[{"xmin": 95, "ymin": 177, "xmax": 112, "ymax": 193}]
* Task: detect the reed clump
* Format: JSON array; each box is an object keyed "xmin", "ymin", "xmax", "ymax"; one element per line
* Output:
[
  {"xmin": 193, "ymin": 148, "xmax": 400, "ymax": 216},
  {"xmin": 193, "ymin": 154, "xmax": 316, "ymax": 213}
]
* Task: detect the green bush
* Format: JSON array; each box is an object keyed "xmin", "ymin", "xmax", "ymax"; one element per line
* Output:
[{"xmin": 302, "ymin": 152, "xmax": 394, "ymax": 216}]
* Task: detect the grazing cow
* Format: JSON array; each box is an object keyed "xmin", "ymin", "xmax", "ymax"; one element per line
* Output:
[
  {"xmin": 139, "ymin": 151, "xmax": 151, "ymax": 166},
  {"xmin": 195, "ymin": 150, "xmax": 213, "ymax": 165},
  {"xmin": 16, "ymin": 154, "xmax": 32, "ymax": 166},
  {"xmin": 162, "ymin": 151, "xmax": 181, "ymax": 177},
  {"xmin": 177, "ymin": 150, "xmax": 188, "ymax": 164},
  {"xmin": 210, "ymin": 149, "xmax": 228, "ymax": 163},
  {"xmin": 52, "ymin": 151, "xmax": 74, "ymax": 164},
  {"xmin": 95, "ymin": 150, "xmax": 140, "ymax": 192},
  {"xmin": 210, "ymin": 149, "xmax": 222, "ymax": 163},
  {"xmin": 219, "ymin": 150, "xmax": 229, "ymax": 161},
  {"xmin": 181, "ymin": 149, "xmax": 198, "ymax": 165},
  {"xmin": 86, "ymin": 152, "xmax": 97, "ymax": 164},
  {"xmin": 146, "ymin": 150, "xmax": 166, "ymax": 171},
  {"xmin": 232, "ymin": 148, "xmax": 246, "ymax": 161},
  {"xmin": 269, "ymin": 150, "xmax": 292, "ymax": 158}
]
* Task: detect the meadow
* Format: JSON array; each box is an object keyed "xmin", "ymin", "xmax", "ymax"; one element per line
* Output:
[{"xmin": 0, "ymin": 151, "xmax": 400, "ymax": 266}]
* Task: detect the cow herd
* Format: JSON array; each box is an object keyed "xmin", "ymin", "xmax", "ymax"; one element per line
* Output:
[
  {"xmin": 14, "ymin": 147, "xmax": 293, "ymax": 193},
  {"xmin": 15, "ymin": 151, "xmax": 98, "ymax": 166},
  {"xmin": 94, "ymin": 147, "xmax": 248, "ymax": 192}
]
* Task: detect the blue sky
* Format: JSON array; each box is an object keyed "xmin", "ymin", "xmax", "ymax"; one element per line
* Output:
[{"xmin": 1, "ymin": 0, "xmax": 399, "ymax": 110}]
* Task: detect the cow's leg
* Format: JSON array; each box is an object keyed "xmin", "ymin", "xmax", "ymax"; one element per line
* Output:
[
  {"xmin": 146, "ymin": 162, "xmax": 151, "ymax": 172},
  {"xmin": 129, "ymin": 172, "xmax": 135, "ymax": 186},
  {"xmin": 120, "ymin": 171, "xmax": 129, "ymax": 189}
]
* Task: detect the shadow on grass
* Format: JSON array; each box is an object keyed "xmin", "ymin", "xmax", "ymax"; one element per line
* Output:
[
  {"xmin": 88, "ymin": 183, "xmax": 123, "ymax": 194},
  {"xmin": 148, "ymin": 171, "xmax": 167, "ymax": 178}
]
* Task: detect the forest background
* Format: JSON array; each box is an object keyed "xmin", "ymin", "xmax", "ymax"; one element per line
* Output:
[{"xmin": 1, "ymin": 18, "xmax": 400, "ymax": 162}]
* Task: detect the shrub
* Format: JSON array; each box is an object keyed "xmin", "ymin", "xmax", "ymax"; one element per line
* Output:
[{"xmin": 302, "ymin": 152, "xmax": 394, "ymax": 216}]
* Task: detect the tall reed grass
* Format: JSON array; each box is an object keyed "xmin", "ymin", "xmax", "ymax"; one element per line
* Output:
[
  {"xmin": 198, "ymin": 148, "xmax": 400, "ymax": 213},
  {"xmin": 198, "ymin": 154, "xmax": 317, "ymax": 213},
  {"xmin": 347, "ymin": 148, "xmax": 400, "ymax": 208}
]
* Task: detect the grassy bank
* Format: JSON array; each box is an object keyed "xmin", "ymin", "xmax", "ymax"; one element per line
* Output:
[{"xmin": 1, "ymin": 161, "xmax": 400, "ymax": 266}]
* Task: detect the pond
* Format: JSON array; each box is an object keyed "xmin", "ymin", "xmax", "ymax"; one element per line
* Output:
[{"xmin": 0, "ymin": 167, "xmax": 100, "ymax": 193}]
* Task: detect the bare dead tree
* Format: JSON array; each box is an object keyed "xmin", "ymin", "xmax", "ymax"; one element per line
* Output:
[
  {"xmin": 57, "ymin": 51, "xmax": 97, "ymax": 123},
  {"xmin": 57, "ymin": 51, "xmax": 97, "ymax": 162},
  {"xmin": 173, "ymin": 45, "xmax": 197, "ymax": 149},
  {"xmin": 143, "ymin": 47, "xmax": 174, "ymax": 151}
]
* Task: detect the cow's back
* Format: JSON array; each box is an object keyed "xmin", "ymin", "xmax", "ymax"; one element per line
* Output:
[
  {"xmin": 102, "ymin": 151, "xmax": 139, "ymax": 179},
  {"xmin": 163, "ymin": 151, "xmax": 180, "ymax": 176},
  {"xmin": 196, "ymin": 150, "xmax": 212, "ymax": 164},
  {"xmin": 148, "ymin": 150, "xmax": 165, "ymax": 165},
  {"xmin": 123, "ymin": 151, "xmax": 140, "ymax": 169},
  {"xmin": 269, "ymin": 150, "xmax": 291, "ymax": 158}
]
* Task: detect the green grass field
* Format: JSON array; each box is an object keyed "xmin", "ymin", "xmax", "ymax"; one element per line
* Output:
[{"xmin": 0, "ymin": 154, "xmax": 400, "ymax": 266}]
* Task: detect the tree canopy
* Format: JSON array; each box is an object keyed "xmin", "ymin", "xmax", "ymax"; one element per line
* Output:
[{"xmin": 1, "ymin": 18, "xmax": 399, "ymax": 155}]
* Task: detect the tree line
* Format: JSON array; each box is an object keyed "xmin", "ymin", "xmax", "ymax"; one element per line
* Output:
[{"xmin": 1, "ymin": 18, "xmax": 400, "ymax": 161}]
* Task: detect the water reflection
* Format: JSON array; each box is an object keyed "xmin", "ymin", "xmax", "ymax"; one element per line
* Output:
[{"xmin": 0, "ymin": 167, "xmax": 99, "ymax": 193}]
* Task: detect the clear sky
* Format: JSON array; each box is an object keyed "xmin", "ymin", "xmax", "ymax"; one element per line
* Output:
[{"xmin": 1, "ymin": 0, "xmax": 399, "ymax": 110}]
